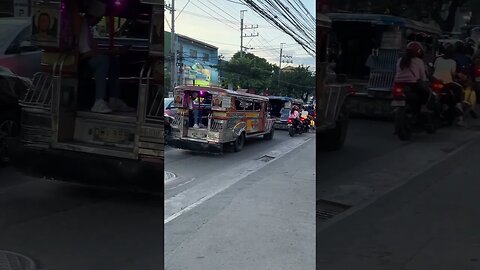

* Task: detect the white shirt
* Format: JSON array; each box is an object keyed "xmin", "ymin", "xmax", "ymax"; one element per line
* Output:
[{"xmin": 433, "ymin": 57, "xmax": 456, "ymax": 84}]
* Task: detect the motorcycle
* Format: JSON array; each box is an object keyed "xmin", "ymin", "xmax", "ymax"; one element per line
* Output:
[
  {"xmin": 288, "ymin": 117, "xmax": 304, "ymax": 137},
  {"xmin": 392, "ymin": 82, "xmax": 437, "ymax": 141},
  {"xmin": 431, "ymin": 80, "xmax": 458, "ymax": 126},
  {"xmin": 300, "ymin": 114, "xmax": 311, "ymax": 133}
]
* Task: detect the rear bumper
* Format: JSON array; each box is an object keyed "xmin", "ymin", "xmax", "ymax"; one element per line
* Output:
[
  {"xmin": 168, "ymin": 138, "xmax": 223, "ymax": 152},
  {"xmin": 6, "ymin": 138, "xmax": 163, "ymax": 193},
  {"xmin": 274, "ymin": 121, "xmax": 289, "ymax": 130}
]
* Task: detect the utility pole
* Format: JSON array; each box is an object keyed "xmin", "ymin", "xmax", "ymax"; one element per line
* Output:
[
  {"xmin": 166, "ymin": 1, "xmax": 176, "ymax": 90},
  {"xmin": 277, "ymin": 43, "xmax": 293, "ymax": 91},
  {"xmin": 240, "ymin": 10, "xmax": 258, "ymax": 57}
]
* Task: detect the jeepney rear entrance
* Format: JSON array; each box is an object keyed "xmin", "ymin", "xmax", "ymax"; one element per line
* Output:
[{"xmin": 10, "ymin": 0, "xmax": 165, "ymax": 190}]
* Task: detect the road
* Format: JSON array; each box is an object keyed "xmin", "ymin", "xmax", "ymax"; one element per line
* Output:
[
  {"xmin": 315, "ymin": 119, "xmax": 480, "ymax": 269},
  {"xmin": 1, "ymin": 118, "xmax": 479, "ymax": 269}
]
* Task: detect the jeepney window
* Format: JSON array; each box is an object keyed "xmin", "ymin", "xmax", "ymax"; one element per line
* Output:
[
  {"xmin": 244, "ymin": 100, "xmax": 254, "ymax": 111},
  {"xmin": 253, "ymin": 101, "xmax": 261, "ymax": 111},
  {"xmin": 235, "ymin": 98, "xmax": 251, "ymax": 110}
]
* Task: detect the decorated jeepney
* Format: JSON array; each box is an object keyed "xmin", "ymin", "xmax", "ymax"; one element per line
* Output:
[
  {"xmin": 8, "ymin": 0, "xmax": 164, "ymax": 192},
  {"xmin": 168, "ymin": 85, "xmax": 275, "ymax": 152},
  {"xmin": 326, "ymin": 12, "xmax": 441, "ymax": 117},
  {"xmin": 315, "ymin": 11, "xmax": 354, "ymax": 151}
]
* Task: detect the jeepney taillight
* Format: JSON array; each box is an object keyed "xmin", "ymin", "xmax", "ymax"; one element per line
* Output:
[
  {"xmin": 475, "ymin": 67, "xmax": 480, "ymax": 78},
  {"xmin": 392, "ymin": 83, "xmax": 405, "ymax": 99}
]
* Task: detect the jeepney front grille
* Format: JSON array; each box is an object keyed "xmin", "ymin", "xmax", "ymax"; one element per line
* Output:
[
  {"xmin": 210, "ymin": 119, "xmax": 225, "ymax": 131},
  {"xmin": 172, "ymin": 115, "xmax": 183, "ymax": 127},
  {"xmin": 20, "ymin": 72, "xmax": 54, "ymax": 109}
]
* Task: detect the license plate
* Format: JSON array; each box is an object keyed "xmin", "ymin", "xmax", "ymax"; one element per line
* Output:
[
  {"xmin": 288, "ymin": 124, "xmax": 292, "ymax": 127},
  {"xmin": 391, "ymin": 100, "xmax": 406, "ymax": 106},
  {"xmin": 93, "ymin": 127, "xmax": 132, "ymax": 144}
]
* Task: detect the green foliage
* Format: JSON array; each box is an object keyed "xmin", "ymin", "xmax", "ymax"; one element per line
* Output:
[
  {"xmin": 216, "ymin": 52, "xmax": 315, "ymax": 100},
  {"xmin": 216, "ymin": 52, "xmax": 274, "ymax": 91}
]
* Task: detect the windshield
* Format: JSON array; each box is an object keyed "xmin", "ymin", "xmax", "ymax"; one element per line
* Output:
[{"xmin": 164, "ymin": 98, "xmax": 174, "ymax": 109}]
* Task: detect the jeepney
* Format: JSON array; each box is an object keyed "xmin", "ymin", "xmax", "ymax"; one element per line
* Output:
[
  {"xmin": 8, "ymin": 0, "xmax": 164, "ymax": 192},
  {"xmin": 326, "ymin": 13, "xmax": 441, "ymax": 117},
  {"xmin": 267, "ymin": 96, "xmax": 303, "ymax": 130},
  {"xmin": 316, "ymin": 11, "xmax": 353, "ymax": 151},
  {"xmin": 168, "ymin": 85, "xmax": 275, "ymax": 153}
]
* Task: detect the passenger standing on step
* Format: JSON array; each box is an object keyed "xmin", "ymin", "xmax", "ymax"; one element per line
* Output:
[
  {"xmin": 78, "ymin": 0, "xmax": 134, "ymax": 114},
  {"xmin": 189, "ymin": 91, "xmax": 202, "ymax": 128}
]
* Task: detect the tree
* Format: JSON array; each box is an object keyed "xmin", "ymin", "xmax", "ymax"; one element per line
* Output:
[
  {"xmin": 216, "ymin": 52, "xmax": 314, "ymax": 99},
  {"xmin": 216, "ymin": 52, "xmax": 275, "ymax": 92},
  {"xmin": 277, "ymin": 65, "xmax": 315, "ymax": 101}
]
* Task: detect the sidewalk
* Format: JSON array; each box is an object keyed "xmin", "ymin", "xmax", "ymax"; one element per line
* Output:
[
  {"xmin": 165, "ymin": 138, "xmax": 315, "ymax": 270},
  {"xmin": 316, "ymin": 134, "xmax": 480, "ymax": 270}
]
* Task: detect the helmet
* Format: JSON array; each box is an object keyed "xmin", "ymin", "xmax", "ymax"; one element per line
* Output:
[{"xmin": 406, "ymin": 41, "xmax": 424, "ymax": 57}]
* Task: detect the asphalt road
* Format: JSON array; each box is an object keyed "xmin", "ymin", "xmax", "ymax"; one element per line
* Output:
[{"xmin": 1, "ymin": 118, "xmax": 478, "ymax": 269}]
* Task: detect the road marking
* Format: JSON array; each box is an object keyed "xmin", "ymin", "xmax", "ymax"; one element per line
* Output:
[
  {"xmin": 166, "ymin": 177, "xmax": 197, "ymax": 191},
  {"xmin": 164, "ymin": 134, "xmax": 314, "ymax": 224}
]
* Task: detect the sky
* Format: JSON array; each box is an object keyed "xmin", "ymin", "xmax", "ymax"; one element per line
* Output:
[{"xmin": 165, "ymin": 0, "xmax": 316, "ymax": 69}]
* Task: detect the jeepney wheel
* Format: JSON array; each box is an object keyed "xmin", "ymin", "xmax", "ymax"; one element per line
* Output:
[
  {"xmin": 317, "ymin": 105, "xmax": 349, "ymax": 151},
  {"xmin": 0, "ymin": 112, "xmax": 19, "ymax": 164},
  {"xmin": 233, "ymin": 132, "xmax": 246, "ymax": 152},
  {"xmin": 263, "ymin": 127, "xmax": 274, "ymax": 140}
]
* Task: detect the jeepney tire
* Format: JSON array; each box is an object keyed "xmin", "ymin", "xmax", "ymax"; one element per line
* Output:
[
  {"xmin": 263, "ymin": 127, "xmax": 274, "ymax": 140},
  {"xmin": 0, "ymin": 111, "xmax": 19, "ymax": 165},
  {"xmin": 317, "ymin": 105, "xmax": 349, "ymax": 151},
  {"xmin": 234, "ymin": 132, "xmax": 246, "ymax": 152},
  {"xmin": 394, "ymin": 107, "xmax": 412, "ymax": 141}
]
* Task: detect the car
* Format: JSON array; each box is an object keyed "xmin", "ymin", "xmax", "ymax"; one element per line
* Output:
[{"xmin": 0, "ymin": 17, "xmax": 41, "ymax": 79}]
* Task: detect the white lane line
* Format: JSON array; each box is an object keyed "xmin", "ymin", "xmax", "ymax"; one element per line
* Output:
[
  {"xmin": 166, "ymin": 177, "xmax": 197, "ymax": 191},
  {"xmin": 164, "ymin": 135, "xmax": 314, "ymax": 224}
]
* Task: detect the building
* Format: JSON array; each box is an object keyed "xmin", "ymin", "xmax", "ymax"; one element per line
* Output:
[{"xmin": 164, "ymin": 31, "xmax": 219, "ymax": 87}]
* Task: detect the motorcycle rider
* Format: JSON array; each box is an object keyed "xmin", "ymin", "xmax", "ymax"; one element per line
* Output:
[
  {"xmin": 433, "ymin": 43, "xmax": 467, "ymax": 126},
  {"xmin": 289, "ymin": 105, "xmax": 301, "ymax": 130},
  {"xmin": 394, "ymin": 41, "xmax": 431, "ymax": 113},
  {"xmin": 289, "ymin": 105, "xmax": 300, "ymax": 119}
]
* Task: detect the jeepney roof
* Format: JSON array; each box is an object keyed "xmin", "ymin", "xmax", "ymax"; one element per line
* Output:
[
  {"xmin": 327, "ymin": 13, "xmax": 441, "ymax": 35},
  {"xmin": 174, "ymin": 85, "xmax": 270, "ymax": 101}
]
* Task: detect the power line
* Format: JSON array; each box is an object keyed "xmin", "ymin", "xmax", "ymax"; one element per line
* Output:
[
  {"xmin": 175, "ymin": 0, "xmax": 191, "ymax": 21},
  {"xmin": 189, "ymin": 1, "xmax": 239, "ymax": 31}
]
